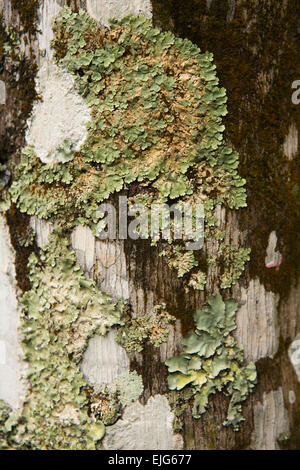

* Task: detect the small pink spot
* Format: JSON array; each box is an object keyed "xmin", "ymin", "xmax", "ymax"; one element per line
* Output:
[{"xmin": 266, "ymin": 255, "xmax": 282, "ymax": 268}]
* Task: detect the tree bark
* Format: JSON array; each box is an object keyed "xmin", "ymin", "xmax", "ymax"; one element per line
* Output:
[{"xmin": 0, "ymin": 0, "xmax": 299, "ymax": 450}]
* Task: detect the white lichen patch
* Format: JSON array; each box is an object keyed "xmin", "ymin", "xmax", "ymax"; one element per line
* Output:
[
  {"xmin": 251, "ymin": 388, "xmax": 290, "ymax": 450},
  {"xmin": 265, "ymin": 231, "xmax": 282, "ymax": 268},
  {"xmin": 0, "ymin": 215, "xmax": 27, "ymax": 409},
  {"xmin": 37, "ymin": 0, "xmax": 62, "ymax": 59},
  {"xmin": 103, "ymin": 395, "xmax": 183, "ymax": 450},
  {"xmin": 81, "ymin": 331, "xmax": 130, "ymax": 385},
  {"xmin": 288, "ymin": 334, "xmax": 300, "ymax": 382},
  {"xmin": 283, "ymin": 122, "xmax": 298, "ymax": 160},
  {"xmin": 26, "ymin": 62, "xmax": 91, "ymax": 163},
  {"xmin": 0, "ymin": 80, "xmax": 6, "ymax": 105},
  {"xmin": 87, "ymin": 0, "xmax": 152, "ymax": 26},
  {"xmin": 235, "ymin": 278, "xmax": 279, "ymax": 362}
]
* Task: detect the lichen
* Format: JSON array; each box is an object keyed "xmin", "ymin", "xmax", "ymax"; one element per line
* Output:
[
  {"xmin": 0, "ymin": 400, "xmax": 12, "ymax": 449},
  {"xmin": 115, "ymin": 304, "xmax": 176, "ymax": 353},
  {"xmin": 112, "ymin": 371, "xmax": 144, "ymax": 407},
  {"xmin": 17, "ymin": 225, "xmax": 35, "ymax": 248},
  {"xmin": 0, "ymin": 229, "xmax": 125, "ymax": 450},
  {"xmin": 10, "ymin": 8, "xmax": 249, "ymax": 292},
  {"xmin": 87, "ymin": 370, "xmax": 144, "ymax": 426},
  {"xmin": 87, "ymin": 386, "xmax": 121, "ymax": 426},
  {"xmin": 0, "ymin": 163, "xmax": 10, "ymax": 211},
  {"xmin": 153, "ymin": 0, "xmax": 300, "ymax": 299},
  {"xmin": 165, "ymin": 294, "xmax": 257, "ymax": 430}
]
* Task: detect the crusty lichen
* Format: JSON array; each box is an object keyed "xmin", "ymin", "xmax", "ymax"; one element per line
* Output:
[
  {"xmin": 10, "ymin": 8, "xmax": 249, "ymax": 292},
  {"xmin": 165, "ymin": 294, "xmax": 257, "ymax": 430},
  {"xmin": 87, "ymin": 370, "xmax": 144, "ymax": 426},
  {"xmin": 0, "ymin": 229, "xmax": 125, "ymax": 450},
  {"xmin": 115, "ymin": 304, "xmax": 176, "ymax": 353}
]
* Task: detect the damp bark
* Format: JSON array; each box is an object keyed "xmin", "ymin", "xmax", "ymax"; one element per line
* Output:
[{"xmin": 0, "ymin": 0, "xmax": 299, "ymax": 450}]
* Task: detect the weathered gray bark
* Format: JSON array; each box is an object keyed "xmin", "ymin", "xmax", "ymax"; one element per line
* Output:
[{"xmin": 0, "ymin": 0, "xmax": 299, "ymax": 450}]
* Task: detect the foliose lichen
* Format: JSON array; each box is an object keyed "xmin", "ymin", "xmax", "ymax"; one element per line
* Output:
[
  {"xmin": 9, "ymin": 7, "xmax": 249, "ymax": 291},
  {"xmin": 3, "ymin": 8, "xmax": 255, "ymax": 444},
  {"xmin": 0, "ymin": 229, "xmax": 125, "ymax": 450},
  {"xmin": 165, "ymin": 294, "xmax": 257, "ymax": 430},
  {"xmin": 115, "ymin": 304, "xmax": 176, "ymax": 353}
]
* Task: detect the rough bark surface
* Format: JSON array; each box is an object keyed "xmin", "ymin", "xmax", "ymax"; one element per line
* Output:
[{"xmin": 0, "ymin": 0, "xmax": 299, "ymax": 450}]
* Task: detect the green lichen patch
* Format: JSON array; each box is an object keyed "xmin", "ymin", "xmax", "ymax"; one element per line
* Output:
[
  {"xmin": 10, "ymin": 145, "xmax": 99, "ymax": 226},
  {"xmin": 112, "ymin": 371, "xmax": 144, "ymax": 407},
  {"xmin": 87, "ymin": 371, "xmax": 144, "ymax": 425},
  {"xmin": 87, "ymin": 386, "xmax": 121, "ymax": 426},
  {"xmin": 0, "ymin": 229, "xmax": 125, "ymax": 450},
  {"xmin": 0, "ymin": 163, "xmax": 11, "ymax": 211},
  {"xmin": 0, "ymin": 400, "xmax": 12, "ymax": 449},
  {"xmin": 115, "ymin": 304, "xmax": 176, "ymax": 353},
  {"xmin": 165, "ymin": 294, "xmax": 257, "ymax": 430},
  {"xmin": 154, "ymin": 0, "xmax": 300, "ymax": 298},
  {"xmin": 10, "ymin": 7, "xmax": 249, "ymax": 291}
]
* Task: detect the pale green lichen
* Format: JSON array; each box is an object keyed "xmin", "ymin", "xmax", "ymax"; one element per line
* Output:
[
  {"xmin": 87, "ymin": 371, "xmax": 143, "ymax": 425},
  {"xmin": 115, "ymin": 304, "xmax": 176, "ymax": 353},
  {"xmin": 112, "ymin": 371, "xmax": 144, "ymax": 407},
  {"xmin": 87, "ymin": 386, "xmax": 121, "ymax": 426},
  {"xmin": 0, "ymin": 400, "xmax": 12, "ymax": 449},
  {"xmin": 9, "ymin": 8, "xmax": 249, "ymax": 291},
  {"xmin": 0, "ymin": 163, "xmax": 11, "ymax": 212},
  {"xmin": 3, "ymin": 9, "xmax": 254, "ymax": 445},
  {"xmin": 165, "ymin": 294, "xmax": 257, "ymax": 430},
  {"xmin": 0, "ymin": 229, "xmax": 125, "ymax": 449},
  {"xmin": 17, "ymin": 225, "xmax": 35, "ymax": 247}
]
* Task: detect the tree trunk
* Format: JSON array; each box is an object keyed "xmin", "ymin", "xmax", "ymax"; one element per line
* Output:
[{"xmin": 0, "ymin": 0, "xmax": 299, "ymax": 450}]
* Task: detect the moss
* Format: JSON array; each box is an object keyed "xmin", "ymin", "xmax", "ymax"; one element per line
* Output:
[
  {"xmin": 0, "ymin": 16, "xmax": 38, "ymax": 164},
  {"xmin": 115, "ymin": 304, "xmax": 176, "ymax": 353},
  {"xmin": 0, "ymin": 229, "xmax": 125, "ymax": 450},
  {"xmin": 5, "ymin": 205, "xmax": 37, "ymax": 293},
  {"xmin": 165, "ymin": 294, "xmax": 257, "ymax": 430},
  {"xmin": 11, "ymin": 0, "xmax": 39, "ymax": 37}
]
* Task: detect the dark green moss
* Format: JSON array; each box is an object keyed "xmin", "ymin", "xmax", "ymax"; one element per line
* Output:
[
  {"xmin": 5, "ymin": 205, "xmax": 38, "ymax": 293},
  {"xmin": 0, "ymin": 16, "xmax": 38, "ymax": 164}
]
